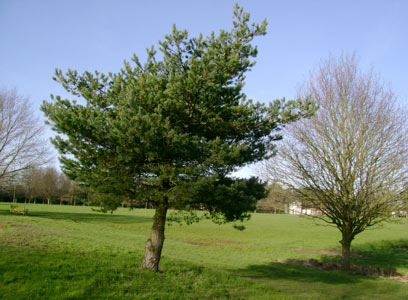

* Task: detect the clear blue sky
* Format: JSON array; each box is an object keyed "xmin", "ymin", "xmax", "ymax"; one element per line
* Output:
[{"xmin": 1, "ymin": 0, "xmax": 407, "ymax": 176}]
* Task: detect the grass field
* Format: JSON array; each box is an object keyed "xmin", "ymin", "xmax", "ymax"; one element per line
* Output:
[{"xmin": 1, "ymin": 203, "xmax": 407, "ymax": 299}]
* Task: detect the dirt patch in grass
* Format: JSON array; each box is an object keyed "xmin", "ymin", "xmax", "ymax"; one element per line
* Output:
[
  {"xmin": 0, "ymin": 220, "xmax": 34, "ymax": 229},
  {"xmin": 0, "ymin": 221, "xmax": 50, "ymax": 249},
  {"xmin": 187, "ymin": 238, "xmax": 240, "ymax": 247},
  {"xmin": 295, "ymin": 248, "xmax": 363, "ymax": 258},
  {"xmin": 282, "ymin": 258, "xmax": 408, "ymax": 282},
  {"xmin": 9, "ymin": 222, "xmax": 34, "ymax": 228}
]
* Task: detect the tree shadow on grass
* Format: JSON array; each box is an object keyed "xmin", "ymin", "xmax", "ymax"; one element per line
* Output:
[
  {"xmin": 236, "ymin": 239, "xmax": 408, "ymax": 287},
  {"xmin": 329, "ymin": 239, "xmax": 408, "ymax": 272},
  {"xmin": 234, "ymin": 261, "xmax": 362, "ymax": 285},
  {"xmin": 0, "ymin": 209, "xmax": 9, "ymax": 216},
  {"xmin": 0, "ymin": 208, "xmax": 152, "ymax": 224}
]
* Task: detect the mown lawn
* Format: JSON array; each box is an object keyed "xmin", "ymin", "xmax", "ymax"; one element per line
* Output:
[{"xmin": 0, "ymin": 203, "xmax": 407, "ymax": 299}]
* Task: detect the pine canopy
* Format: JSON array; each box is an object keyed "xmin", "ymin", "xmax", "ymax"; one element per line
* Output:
[{"xmin": 42, "ymin": 5, "xmax": 314, "ymax": 223}]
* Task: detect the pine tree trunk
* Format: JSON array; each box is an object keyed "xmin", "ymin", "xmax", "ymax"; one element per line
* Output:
[
  {"xmin": 340, "ymin": 230, "xmax": 353, "ymax": 271},
  {"xmin": 140, "ymin": 204, "xmax": 168, "ymax": 272}
]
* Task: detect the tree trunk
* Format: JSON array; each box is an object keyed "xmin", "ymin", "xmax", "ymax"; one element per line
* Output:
[
  {"xmin": 340, "ymin": 230, "xmax": 353, "ymax": 271},
  {"xmin": 13, "ymin": 185, "xmax": 16, "ymax": 203},
  {"xmin": 140, "ymin": 204, "xmax": 168, "ymax": 272}
]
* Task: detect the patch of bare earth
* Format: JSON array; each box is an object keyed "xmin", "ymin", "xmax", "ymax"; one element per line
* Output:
[
  {"xmin": 281, "ymin": 257, "xmax": 408, "ymax": 282},
  {"xmin": 0, "ymin": 221, "xmax": 48, "ymax": 249},
  {"xmin": 295, "ymin": 248, "xmax": 362, "ymax": 258},
  {"xmin": 187, "ymin": 238, "xmax": 240, "ymax": 247}
]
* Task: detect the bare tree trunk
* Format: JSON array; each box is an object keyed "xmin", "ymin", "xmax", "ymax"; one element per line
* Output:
[
  {"xmin": 140, "ymin": 203, "xmax": 168, "ymax": 272},
  {"xmin": 340, "ymin": 230, "xmax": 353, "ymax": 271},
  {"xmin": 13, "ymin": 185, "xmax": 16, "ymax": 203}
]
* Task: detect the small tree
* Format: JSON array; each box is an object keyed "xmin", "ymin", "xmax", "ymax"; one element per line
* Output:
[
  {"xmin": 57, "ymin": 172, "xmax": 72, "ymax": 204},
  {"xmin": 42, "ymin": 5, "xmax": 314, "ymax": 271},
  {"xmin": 256, "ymin": 183, "xmax": 295, "ymax": 213},
  {"xmin": 37, "ymin": 167, "xmax": 60, "ymax": 204},
  {"xmin": 21, "ymin": 167, "xmax": 40, "ymax": 203},
  {"xmin": 0, "ymin": 88, "xmax": 51, "ymax": 182},
  {"xmin": 262, "ymin": 54, "xmax": 408, "ymax": 271}
]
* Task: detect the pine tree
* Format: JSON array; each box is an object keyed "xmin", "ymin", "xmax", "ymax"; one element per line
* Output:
[{"xmin": 42, "ymin": 5, "xmax": 315, "ymax": 271}]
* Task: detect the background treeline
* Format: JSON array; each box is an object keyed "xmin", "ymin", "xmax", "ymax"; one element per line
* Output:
[
  {"xmin": 256, "ymin": 183, "xmax": 408, "ymax": 216},
  {"xmin": 1, "ymin": 165, "xmax": 300, "ymax": 212},
  {"xmin": 3, "ymin": 167, "xmax": 405, "ymax": 217},
  {"xmin": 255, "ymin": 183, "xmax": 314, "ymax": 214},
  {"xmin": 0, "ymin": 167, "xmax": 87, "ymax": 205},
  {"xmin": 256, "ymin": 183, "xmax": 295, "ymax": 213},
  {"xmin": 0, "ymin": 166, "xmax": 152, "ymax": 208}
]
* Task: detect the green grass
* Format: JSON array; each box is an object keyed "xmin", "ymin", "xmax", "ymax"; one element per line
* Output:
[{"xmin": 1, "ymin": 203, "xmax": 407, "ymax": 299}]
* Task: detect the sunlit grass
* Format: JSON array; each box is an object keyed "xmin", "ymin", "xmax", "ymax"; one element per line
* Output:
[{"xmin": 1, "ymin": 203, "xmax": 407, "ymax": 299}]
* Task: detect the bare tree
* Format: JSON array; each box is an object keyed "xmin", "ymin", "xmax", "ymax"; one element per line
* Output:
[
  {"xmin": 57, "ymin": 172, "xmax": 73, "ymax": 204},
  {"xmin": 259, "ymin": 54, "xmax": 408, "ymax": 271},
  {"xmin": 38, "ymin": 167, "xmax": 60, "ymax": 204},
  {"xmin": 21, "ymin": 166, "xmax": 44, "ymax": 203},
  {"xmin": 0, "ymin": 88, "xmax": 52, "ymax": 183}
]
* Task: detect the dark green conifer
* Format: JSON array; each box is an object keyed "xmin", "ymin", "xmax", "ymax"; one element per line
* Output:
[{"xmin": 42, "ymin": 5, "xmax": 315, "ymax": 271}]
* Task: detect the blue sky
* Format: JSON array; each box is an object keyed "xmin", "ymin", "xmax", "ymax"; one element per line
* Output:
[{"xmin": 1, "ymin": 0, "xmax": 407, "ymax": 176}]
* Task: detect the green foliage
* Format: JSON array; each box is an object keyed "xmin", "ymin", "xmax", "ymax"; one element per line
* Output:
[{"xmin": 41, "ymin": 5, "xmax": 315, "ymax": 223}]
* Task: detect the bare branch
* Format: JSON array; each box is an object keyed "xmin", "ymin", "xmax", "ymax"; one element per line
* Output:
[
  {"xmin": 0, "ymin": 88, "xmax": 53, "ymax": 183},
  {"xmin": 257, "ymin": 53, "xmax": 408, "ymax": 271}
]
